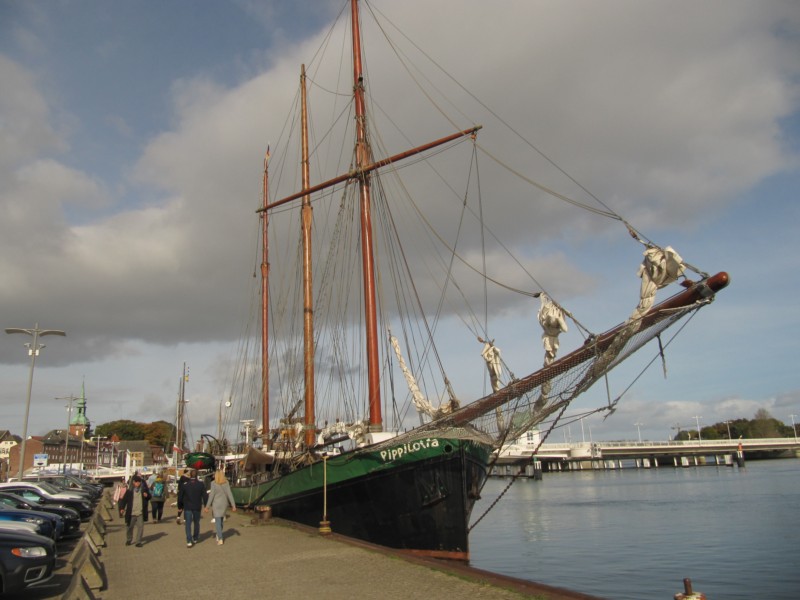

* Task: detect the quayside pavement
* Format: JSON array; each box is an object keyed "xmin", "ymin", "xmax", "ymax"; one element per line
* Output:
[{"xmin": 94, "ymin": 498, "xmax": 601, "ymax": 600}]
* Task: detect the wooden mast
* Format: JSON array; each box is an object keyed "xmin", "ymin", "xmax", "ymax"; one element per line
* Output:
[
  {"xmin": 351, "ymin": 0, "xmax": 382, "ymax": 432},
  {"xmin": 256, "ymin": 0, "xmax": 480, "ymax": 439},
  {"xmin": 300, "ymin": 64, "xmax": 317, "ymax": 448},
  {"xmin": 261, "ymin": 148, "xmax": 271, "ymax": 447}
]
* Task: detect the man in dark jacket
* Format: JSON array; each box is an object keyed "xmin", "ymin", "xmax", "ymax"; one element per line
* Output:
[
  {"xmin": 176, "ymin": 468, "xmax": 191, "ymax": 525},
  {"xmin": 178, "ymin": 469, "xmax": 206, "ymax": 547},
  {"xmin": 118, "ymin": 475, "xmax": 150, "ymax": 547}
]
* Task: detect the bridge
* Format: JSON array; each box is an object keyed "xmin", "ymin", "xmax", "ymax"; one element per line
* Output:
[{"xmin": 492, "ymin": 436, "xmax": 800, "ymax": 476}]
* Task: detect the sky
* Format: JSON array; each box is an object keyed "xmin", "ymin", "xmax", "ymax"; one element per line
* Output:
[{"xmin": 0, "ymin": 0, "xmax": 798, "ymax": 447}]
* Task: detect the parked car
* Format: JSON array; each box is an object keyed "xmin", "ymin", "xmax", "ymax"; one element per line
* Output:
[
  {"xmin": 0, "ymin": 521, "xmax": 41, "ymax": 537},
  {"xmin": 0, "ymin": 508, "xmax": 57, "ymax": 540},
  {"xmin": 20, "ymin": 478, "xmax": 96, "ymax": 503},
  {"xmin": 0, "ymin": 493, "xmax": 81, "ymax": 538},
  {"xmin": 0, "ymin": 503, "xmax": 64, "ymax": 541},
  {"xmin": 25, "ymin": 475, "xmax": 102, "ymax": 501},
  {"xmin": 65, "ymin": 474, "xmax": 104, "ymax": 496},
  {"xmin": 0, "ymin": 480, "xmax": 91, "ymax": 504},
  {"xmin": 0, "ymin": 484, "xmax": 93, "ymax": 521},
  {"xmin": 0, "ymin": 530, "xmax": 56, "ymax": 594}
]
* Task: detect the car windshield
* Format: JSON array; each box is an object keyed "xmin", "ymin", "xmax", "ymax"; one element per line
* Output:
[
  {"xmin": 44, "ymin": 479, "xmax": 68, "ymax": 488},
  {"xmin": 20, "ymin": 492, "xmax": 43, "ymax": 505},
  {"xmin": 37, "ymin": 482, "xmax": 61, "ymax": 494}
]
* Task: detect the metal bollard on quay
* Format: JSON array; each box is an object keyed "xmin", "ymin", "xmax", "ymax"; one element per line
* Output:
[{"xmin": 674, "ymin": 578, "xmax": 706, "ymax": 600}]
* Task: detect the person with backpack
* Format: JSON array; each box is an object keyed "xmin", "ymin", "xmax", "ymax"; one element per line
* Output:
[{"xmin": 150, "ymin": 472, "xmax": 167, "ymax": 522}]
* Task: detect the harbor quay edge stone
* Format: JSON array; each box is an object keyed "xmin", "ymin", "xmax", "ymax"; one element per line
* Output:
[{"xmin": 96, "ymin": 499, "xmax": 601, "ymax": 600}]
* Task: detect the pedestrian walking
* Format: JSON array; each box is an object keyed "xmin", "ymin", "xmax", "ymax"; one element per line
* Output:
[
  {"xmin": 176, "ymin": 468, "xmax": 190, "ymax": 525},
  {"xmin": 118, "ymin": 475, "xmax": 150, "ymax": 547},
  {"xmin": 178, "ymin": 469, "xmax": 206, "ymax": 547},
  {"xmin": 204, "ymin": 470, "xmax": 237, "ymax": 545},
  {"xmin": 149, "ymin": 472, "xmax": 167, "ymax": 522},
  {"xmin": 112, "ymin": 477, "xmax": 126, "ymax": 510}
]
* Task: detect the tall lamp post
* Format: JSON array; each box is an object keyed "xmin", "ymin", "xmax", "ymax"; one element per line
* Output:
[
  {"xmin": 693, "ymin": 415, "xmax": 703, "ymax": 441},
  {"xmin": 91, "ymin": 436, "xmax": 107, "ymax": 473},
  {"xmin": 5, "ymin": 324, "xmax": 66, "ymax": 480},
  {"xmin": 790, "ymin": 414, "xmax": 798, "ymax": 442},
  {"xmin": 634, "ymin": 422, "xmax": 644, "ymax": 443},
  {"xmin": 56, "ymin": 396, "xmax": 78, "ymax": 473},
  {"xmin": 724, "ymin": 420, "xmax": 732, "ymax": 439}
]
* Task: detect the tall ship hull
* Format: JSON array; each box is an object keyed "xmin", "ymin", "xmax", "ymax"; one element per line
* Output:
[{"xmin": 231, "ymin": 437, "xmax": 491, "ymax": 559}]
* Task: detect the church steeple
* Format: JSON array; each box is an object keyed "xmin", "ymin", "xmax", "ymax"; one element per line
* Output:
[{"xmin": 69, "ymin": 379, "xmax": 91, "ymax": 439}]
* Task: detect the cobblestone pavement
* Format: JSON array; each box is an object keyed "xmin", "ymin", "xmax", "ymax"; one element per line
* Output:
[{"xmin": 97, "ymin": 499, "xmax": 602, "ymax": 599}]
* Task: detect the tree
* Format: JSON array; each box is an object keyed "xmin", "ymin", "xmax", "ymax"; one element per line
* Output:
[
  {"xmin": 95, "ymin": 420, "xmax": 145, "ymax": 440},
  {"xmin": 142, "ymin": 421, "xmax": 176, "ymax": 449},
  {"xmin": 94, "ymin": 419, "xmax": 177, "ymax": 447},
  {"xmin": 750, "ymin": 409, "xmax": 785, "ymax": 438},
  {"xmin": 673, "ymin": 412, "xmax": 794, "ymax": 440}
]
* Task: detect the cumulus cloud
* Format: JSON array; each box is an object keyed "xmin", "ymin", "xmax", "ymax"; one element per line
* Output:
[{"xmin": 0, "ymin": 1, "xmax": 797, "ymax": 437}]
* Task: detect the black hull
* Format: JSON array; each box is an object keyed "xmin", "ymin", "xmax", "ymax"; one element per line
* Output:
[{"xmin": 268, "ymin": 444, "xmax": 488, "ymax": 559}]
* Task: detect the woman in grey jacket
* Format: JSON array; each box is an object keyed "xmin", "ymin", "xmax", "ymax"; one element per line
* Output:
[{"xmin": 204, "ymin": 470, "xmax": 237, "ymax": 544}]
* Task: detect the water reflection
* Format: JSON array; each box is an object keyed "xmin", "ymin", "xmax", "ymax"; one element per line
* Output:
[{"xmin": 470, "ymin": 459, "xmax": 800, "ymax": 599}]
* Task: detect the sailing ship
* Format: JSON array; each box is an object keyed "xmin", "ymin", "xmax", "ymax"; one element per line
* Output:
[{"xmin": 218, "ymin": 0, "xmax": 729, "ymax": 560}]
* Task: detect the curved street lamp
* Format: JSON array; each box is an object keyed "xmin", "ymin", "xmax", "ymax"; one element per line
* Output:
[{"xmin": 5, "ymin": 323, "xmax": 66, "ymax": 480}]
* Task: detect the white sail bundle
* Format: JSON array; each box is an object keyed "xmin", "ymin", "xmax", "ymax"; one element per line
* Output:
[
  {"xmin": 316, "ymin": 419, "xmax": 369, "ymax": 447},
  {"xmin": 538, "ymin": 294, "xmax": 568, "ymax": 367},
  {"xmin": 632, "ymin": 246, "xmax": 686, "ymax": 319},
  {"xmin": 390, "ymin": 334, "xmax": 454, "ymax": 420},
  {"xmin": 479, "ymin": 338, "xmax": 503, "ymax": 393}
]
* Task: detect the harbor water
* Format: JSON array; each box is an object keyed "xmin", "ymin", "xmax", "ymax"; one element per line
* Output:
[{"xmin": 469, "ymin": 458, "xmax": 800, "ymax": 599}]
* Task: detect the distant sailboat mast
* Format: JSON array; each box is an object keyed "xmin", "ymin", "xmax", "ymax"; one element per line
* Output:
[{"xmin": 173, "ymin": 362, "xmax": 188, "ymax": 465}]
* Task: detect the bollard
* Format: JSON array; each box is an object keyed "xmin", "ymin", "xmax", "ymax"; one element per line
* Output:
[
  {"xmin": 674, "ymin": 577, "xmax": 706, "ymax": 600},
  {"xmin": 250, "ymin": 505, "xmax": 271, "ymax": 525}
]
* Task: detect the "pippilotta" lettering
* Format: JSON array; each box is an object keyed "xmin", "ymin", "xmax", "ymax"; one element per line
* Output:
[{"xmin": 379, "ymin": 438, "xmax": 440, "ymax": 462}]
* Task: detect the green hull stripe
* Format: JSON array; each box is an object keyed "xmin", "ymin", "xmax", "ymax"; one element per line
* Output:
[{"xmin": 232, "ymin": 438, "xmax": 490, "ymax": 505}]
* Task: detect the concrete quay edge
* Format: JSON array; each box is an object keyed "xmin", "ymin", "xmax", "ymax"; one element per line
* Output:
[{"xmin": 96, "ymin": 500, "xmax": 604, "ymax": 600}]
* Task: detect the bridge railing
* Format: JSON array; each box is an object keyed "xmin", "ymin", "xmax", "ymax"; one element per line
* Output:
[{"xmin": 539, "ymin": 438, "xmax": 799, "ymax": 451}]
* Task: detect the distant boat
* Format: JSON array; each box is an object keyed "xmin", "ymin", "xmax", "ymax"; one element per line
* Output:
[{"xmin": 220, "ymin": 0, "xmax": 729, "ymax": 560}]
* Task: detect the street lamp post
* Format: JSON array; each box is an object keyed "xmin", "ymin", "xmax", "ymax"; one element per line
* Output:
[
  {"xmin": 634, "ymin": 422, "xmax": 643, "ymax": 443},
  {"xmin": 790, "ymin": 414, "xmax": 798, "ymax": 442},
  {"xmin": 5, "ymin": 323, "xmax": 66, "ymax": 480},
  {"xmin": 56, "ymin": 395, "xmax": 78, "ymax": 473},
  {"xmin": 91, "ymin": 437, "xmax": 107, "ymax": 473},
  {"xmin": 724, "ymin": 420, "xmax": 732, "ymax": 439},
  {"xmin": 693, "ymin": 415, "xmax": 703, "ymax": 441}
]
